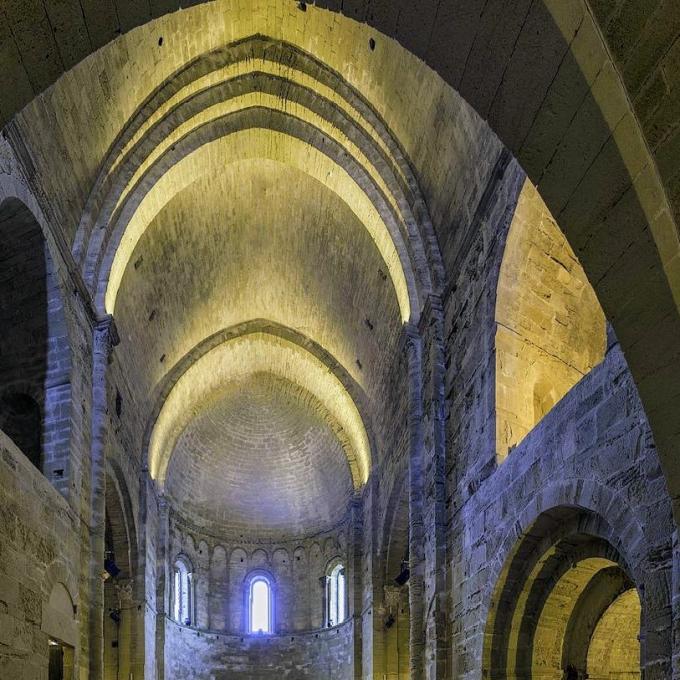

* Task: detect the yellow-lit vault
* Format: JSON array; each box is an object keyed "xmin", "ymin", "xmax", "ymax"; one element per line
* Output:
[
  {"xmin": 42, "ymin": 10, "xmax": 462, "ymax": 525},
  {"xmin": 17, "ymin": 0, "xmax": 484, "ymax": 527}
]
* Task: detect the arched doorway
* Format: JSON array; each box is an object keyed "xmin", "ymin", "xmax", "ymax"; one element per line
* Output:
[
  {"xmin": 584, "ymin": 588, "xmax": 641, "ymax": 680},
  {"xmin": 483, "ymin": 507, "xmax": 643, "ymax": 679},
  {"xmin": 42, "ymin": 582, "xmax": 77, "ymax": 680},
  {"xmin": 103, "ymin": 468, "xmax": 139, "ymax": 680}
]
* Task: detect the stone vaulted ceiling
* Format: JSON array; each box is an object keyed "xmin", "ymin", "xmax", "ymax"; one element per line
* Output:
[
  {"xmin": 13, "ymin": 1, "xmax": 505, "ymax": 538},
  {"xmin": 165, "ymin": 372, "xmax": 354, "ymax": 538}
]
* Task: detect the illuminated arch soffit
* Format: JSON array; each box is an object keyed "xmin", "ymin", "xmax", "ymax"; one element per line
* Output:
[
  {"xmin": 148, "ymin": 331, "xmax": 371, "ymax": 490},
  {"xmin": 75, "ymin": 36, "xmax": 439, "ymax": 323}
]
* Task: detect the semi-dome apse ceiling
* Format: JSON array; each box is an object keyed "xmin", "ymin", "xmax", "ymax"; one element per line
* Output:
[{"xmin": 165, "ymin": 373, "xmax": 354, "ymax": 538}]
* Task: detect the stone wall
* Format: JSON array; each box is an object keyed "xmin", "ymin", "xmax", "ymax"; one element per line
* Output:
[
  {"xmin": 444, "ymin": 152, "xmax": 525, "ymax": 497},
  {"xmin": 495, "ymin": 179, "xmax": 606, "ymax": 458},
  {"xmin": 439, "ymin": 148, "xmax": 672, "ymax": 677},
  {"xmin": 0, "ymin": 114, "xmax": 670, "ymax": 680},
  {"xmin": 0, "ymin": 4, "xmax": 678, "ymax": 679},
  {"xmin": 0, "ymin": 194, "xmax": 72, "ymax": 491},
  {"xmin": 450, "ymin": 339, "xmax": 673, "ymax": 678},
  {"xmin": 164, "ymin": 617, "xmax": 354, "ymax": 680},
  {"xmin": 361, "ymin": 341, "xmax": 411, "ymax": 678},
  {"xmin": 0, "ymin": 430, "xmax": 82, "ymax": 677},
  {"xmin": 587, "ymin": 588, "xmax": 641, "ymax": 679},
  {"xmin": 0, "ymin": 134, "xmax": 96, "ymax": 680},
  {"xmin": 157, "ymin": 517, "xmax": 356, "ymax": 678},
  {"xmin": 0, "ymin": 198, "xmax": 48, "ymax": 467}
]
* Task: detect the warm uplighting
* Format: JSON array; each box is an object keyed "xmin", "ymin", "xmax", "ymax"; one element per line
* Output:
[{"xmin": 148, "ymin": 330, "xmax": 372, "ymax": 488}]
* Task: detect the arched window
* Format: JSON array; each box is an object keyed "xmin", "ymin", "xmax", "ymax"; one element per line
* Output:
[
  {"xmin": 246, "ymin": 572, "xmax": 274, "ymax": 634},
  {"xmin": 172, "ymin": 557, "xmax": 193, "ymax": 625},
  {"xmin": 326, "ymin": 561, "xmax": 346, "ymax": 627}
]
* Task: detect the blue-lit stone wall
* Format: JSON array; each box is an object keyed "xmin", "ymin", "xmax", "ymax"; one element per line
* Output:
[{"xmin": 164, "ymin": 616, "xmax": 354, "ymax": 679}]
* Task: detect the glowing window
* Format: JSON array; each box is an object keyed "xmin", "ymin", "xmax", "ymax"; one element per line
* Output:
[
  {"xmin": 249, "ymin": 576, "xmax": 272, "ymax": 634},
  {"xmin": 327, "ymin": 563, "xmax": 346, "ymax": 626},
  {"xmin": 172, "ymin": 558, "xmax": 192, "ymax": 625}
]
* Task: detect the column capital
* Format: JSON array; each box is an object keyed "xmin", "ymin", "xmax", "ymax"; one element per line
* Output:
[
  {"xmin": 115, "ymin": 578, "xmax": 135, "ymax": 604},
  {"xmin": 158, "ymin": 495, "xmax": 170, "ymax": 514},
  {"xmin": 419, "ymin": 294, "xmax": 443, "ymax": 325},
  {"xmin": 399, "ymin": 322, "xmax": 422, "ymax": 357},
  {"xmin": 94, "ymin": 314, "xmax": 120, "ymax": 355}
]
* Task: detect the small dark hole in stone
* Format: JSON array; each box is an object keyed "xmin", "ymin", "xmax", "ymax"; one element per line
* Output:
[
  {"xmin": 148, "ymin": 309, "xmax": 156, "ymax": 321},
  {"xmin": 160, "ymin": 354, "xmax": 166, "ymax": 363},
  {"xmin": 134, "ymin": 256, "xmax": 144, "ymax": 269},
  {"xmin": 115, "ymin": 389, "xmax": 122, "ymax": 417},
  {"xmin": 356, "ymin": 358, "xmax": 362, "ymax": 370},
  {"xmin": 369, "ymin": 38, "xmax": 376, "ymax": 51},
  {"xmin": 158, "ymin": 36, "xmax": 164, "ymax": 46},
  {"xmin": 54, "ymin": 469, "xmax": 64, "ymax": 477}
]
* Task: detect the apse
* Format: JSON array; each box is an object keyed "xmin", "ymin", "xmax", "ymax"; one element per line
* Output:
[{"xmin": 164, "ymin": 373, "xmax": 355, "ymax": 537}]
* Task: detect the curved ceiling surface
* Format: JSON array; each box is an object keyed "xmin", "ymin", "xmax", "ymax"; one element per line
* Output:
[
  {"xmin": 18, "ymin": 0, "xmax": 499, "ymax": 296},
  {"xmin": 115, "ymin": 159, "xmax": 403, "ymax": 409},
  {"xmin": 164, "ymin": 372, "xmax": 354, "ymax": 537},
  {"xmin": 13, "ymin": 0, "xmax": 507, "ymax": 538},
  {"xmin": 78, "ymin": 34, "xmax": 439, "ymax": 323},
  {"xmin": 105, "ymin": 128, "xmax": 412, "ymax": 320},
  {"xmin": 148, "ymin": 331, "xmax": 371, "ymax": 490}
]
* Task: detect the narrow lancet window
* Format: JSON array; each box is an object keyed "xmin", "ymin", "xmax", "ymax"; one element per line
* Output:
[
  {"xmin": 248, "ymin": 575, "xmax": 273, "ymax": 633},
  {"xmin": 172, "ymin": 557, "xmax": 193, "ymax": 625},
  {"xmin": 327, "ymin": 562, "xmax": 346, "ymax": 626}
]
